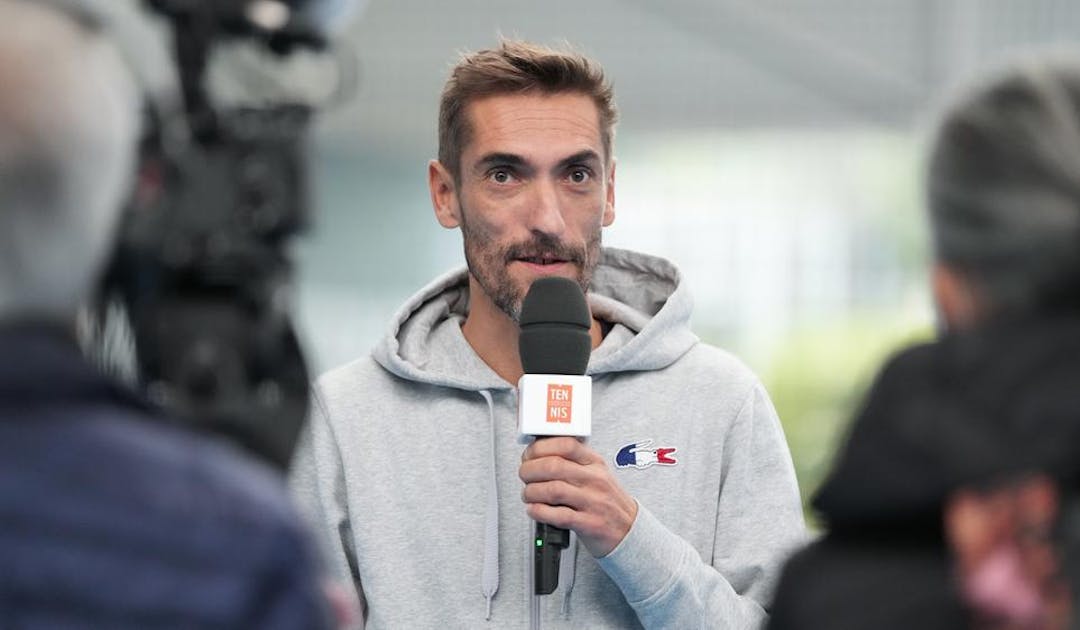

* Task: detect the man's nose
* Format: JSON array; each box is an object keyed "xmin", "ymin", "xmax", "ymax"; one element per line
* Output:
[{"xmin": 526, "ymin": 178, "xmax": 566, "ymax": 237}]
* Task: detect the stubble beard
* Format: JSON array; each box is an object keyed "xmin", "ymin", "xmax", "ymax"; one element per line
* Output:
[{"xmin": 459, "ymin": 203, "xmax": 603, "ymax": 323}]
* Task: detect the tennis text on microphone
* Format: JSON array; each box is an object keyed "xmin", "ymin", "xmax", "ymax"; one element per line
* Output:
[
  {"xmin": 547, "ymin": 384, "xmax": 573, "ymax": 423},
  {"xmin": 517, "ymin": 374, "xmax": 591, "ymax": 437}
]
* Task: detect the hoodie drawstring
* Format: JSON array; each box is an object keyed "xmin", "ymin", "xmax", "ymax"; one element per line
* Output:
[
  {"xmin": 478, "ymin": 390, "xmax": 499, "ymax": 620},
  {"xmin": 477, "ymin": 389, "xmax": 578, "ymax": 621}
]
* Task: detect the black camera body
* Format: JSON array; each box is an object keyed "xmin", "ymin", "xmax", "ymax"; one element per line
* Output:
[{"xmin": 104, "ymin": 0, "xmax": 329, "ymax": 470}]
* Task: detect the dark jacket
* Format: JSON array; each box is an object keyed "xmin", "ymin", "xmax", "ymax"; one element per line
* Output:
[
  {"xmin": 0, "ymin": 325, "xmax": 330, "ymax": 629},
  {"xmin": 769, "ymin": 314, "xmax": 1080, "ymax": 629}
]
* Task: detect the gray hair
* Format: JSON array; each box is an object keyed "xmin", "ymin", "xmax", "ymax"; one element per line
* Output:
[
  {"xmin": 928, "ymin": 51, "xmax": 1080, "ymax": 315},
  {"xmin": 0, "ymin": 0, "xmax": 139, "ymax": 323}
]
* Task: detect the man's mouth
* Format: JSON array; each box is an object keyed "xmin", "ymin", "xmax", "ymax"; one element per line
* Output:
[{"xmin": 515, "ymin": 254, "xmax": 570, "ymax": 266}]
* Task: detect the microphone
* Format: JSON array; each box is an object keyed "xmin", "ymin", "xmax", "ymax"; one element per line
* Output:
[{"xmin": 517, "ymin": 277, "xmax": 592, "ymax": 596}]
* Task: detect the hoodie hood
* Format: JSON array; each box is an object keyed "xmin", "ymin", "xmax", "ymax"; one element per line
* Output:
[
  {"xmin": 372, "ymin": 247, "xmax": 699, "ymax": 390},
  {"xmin": 813, "ymin": 312, "xmax": 1080, "ymax": 536}
]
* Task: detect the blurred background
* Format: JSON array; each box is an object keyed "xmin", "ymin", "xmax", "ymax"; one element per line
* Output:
[{"xmin": 293, "ymin": 0, "xmax": 1080, "ymax": 520}]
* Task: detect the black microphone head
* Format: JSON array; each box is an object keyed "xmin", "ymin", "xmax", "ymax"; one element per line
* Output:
[{"xmin": 519, "ymin": 277, "xmax": 591, "ymax": 375}]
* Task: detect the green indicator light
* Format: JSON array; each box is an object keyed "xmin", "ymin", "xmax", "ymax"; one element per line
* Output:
[{"xmin": 535, "ymin": 539, "xmax": 543, "ymax": 547}]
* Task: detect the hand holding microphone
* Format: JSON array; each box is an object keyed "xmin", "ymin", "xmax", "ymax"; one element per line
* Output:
[
  {"xmin": 520, "ymin": 436, "xmax": 638, "ymax": 558},
  {"xmin": 516, "ymin": 277, "xmax": 637, "ymax": 595}
]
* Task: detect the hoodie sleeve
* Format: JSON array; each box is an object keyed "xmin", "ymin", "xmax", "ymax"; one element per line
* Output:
[
  {"xmin": 597, "ymin": 381, "xmax": 807, "ymax": 629},
  {"xmin": 289, "ymin": 386, "xmax": 366, "ymax": 629}
]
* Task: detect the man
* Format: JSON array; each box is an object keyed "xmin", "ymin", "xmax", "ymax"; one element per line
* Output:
[
  {"xmin": 291, "ymin": 40, "xmax": 805, "ymax": 628},
  {"xmin": 0, "ymin": 1, "xmax": 332, "ymax": 626},
  {"xmin": 768, "ymin": 54, "xmax": 1080, "ymax": 630}
]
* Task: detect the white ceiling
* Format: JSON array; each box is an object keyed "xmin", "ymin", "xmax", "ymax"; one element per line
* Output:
[{"xmin": 313, "ymin": 0, "xmax": 1080, "ymax": 159}]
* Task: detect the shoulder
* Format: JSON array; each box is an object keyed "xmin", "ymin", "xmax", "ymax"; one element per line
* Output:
[
  {"xmin": 769, "ymin": 536, "xmax": 963, "ymax": 630},
  {"xmin": 596, "ymin": 341, "xmax": 771, "ymax": 439},
  {"xmin": 315, "ymin": 355, "xmax": 397, "ymax": 402},
  {"xmin": 0, "ymin": 404, "xmax": 324, "ymax": 625},
  {"xmin": 682, "ymin": 342, "xmax": 760, "ymax": 383},
  {"xmin": 14, "ymin": 403, "xmax": 309, "ymax": 538},
  {"xmin": 173, "ymin": 427, "xmax": 309, "ymax": 529},
  {"xmin": 148, "ymin": 413, "xmax": 307, "ymax": 532},
  {"xmin": 310, "ymin": 355, "xmax": 413, "ymax": 427},
  {"xmin": 664, "ymin": 341, "xmax": 765, "ymax": 406}
]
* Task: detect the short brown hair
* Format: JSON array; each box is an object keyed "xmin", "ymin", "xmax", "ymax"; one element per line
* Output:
[{"xmin": 437, "ymin": 40, "xmax": 618, "ymax": 180}]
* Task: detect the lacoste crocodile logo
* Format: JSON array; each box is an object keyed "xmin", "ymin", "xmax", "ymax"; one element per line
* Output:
[{"xmin": 614, "ymin": 440, "xmax": 678, "ymax": 469}]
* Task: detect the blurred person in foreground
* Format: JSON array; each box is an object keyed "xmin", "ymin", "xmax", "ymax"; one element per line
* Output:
[
  {"xmin": 290, "ymin": 40, "xmax": 806, "ymax": 628},
  {"xmin": 768, "ymin": 53, "xmax": 1080, "ymax": 630},
  {"xmin": 0, "ymin": 1, "xmax": 335, "ymax": 626}
]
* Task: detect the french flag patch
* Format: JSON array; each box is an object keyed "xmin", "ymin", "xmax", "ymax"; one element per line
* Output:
[{"xmin": 614, "ymin": 440, "xmax": 678, "ymax": 469}]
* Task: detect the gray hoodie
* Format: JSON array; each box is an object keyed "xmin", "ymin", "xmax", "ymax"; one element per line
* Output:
[{"xmin": 291, "ymin": 248, "xmax": 806, "ymax": 629}]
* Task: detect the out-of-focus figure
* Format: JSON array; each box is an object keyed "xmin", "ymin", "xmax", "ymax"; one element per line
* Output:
[
  {"xmin": 0, "ymin": 1, "xmax": 334, "ymax": 626},
  {"xmin": 768, "ymin": 53, "xmax": 1080, "ymax": 630}
]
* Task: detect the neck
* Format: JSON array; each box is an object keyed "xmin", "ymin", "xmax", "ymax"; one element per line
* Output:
[{"xmin": 461, "ymin": 274, "xmax": 604, "ymax": 385}]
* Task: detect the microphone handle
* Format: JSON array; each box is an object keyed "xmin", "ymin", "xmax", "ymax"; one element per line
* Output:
[
  {"xmin": 534, "ymin": 521, "xmax": 570, "ymax": 595},
  {"xmin": 532, "ymin": 436, "xmax": 571, "ymax": 595}
]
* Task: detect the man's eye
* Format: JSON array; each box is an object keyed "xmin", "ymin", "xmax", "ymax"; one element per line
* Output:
[
  {"xmin": 568, "ymin": 168, "xmax": 591, "ymax": 184},
  {"xmin": 490, "ymin": 169, "xmax": 513, "ymax": 184}
]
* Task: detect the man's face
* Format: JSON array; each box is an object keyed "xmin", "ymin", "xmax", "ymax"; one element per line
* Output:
[{"xmin": 431, "ymin": 91, "xmax": 615, "ymax": 321}]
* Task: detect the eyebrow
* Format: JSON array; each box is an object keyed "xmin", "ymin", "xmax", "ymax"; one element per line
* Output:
[
  {"xmin": 473, "ymin": 152, "xmax": 530, "ymax": 174},
  {"xmin": 555, "ymin": 150, "xmax": 602, "ymax": 172}
]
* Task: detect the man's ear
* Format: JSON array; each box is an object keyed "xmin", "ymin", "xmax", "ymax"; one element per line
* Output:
[
  {"xmin": 429, "ymin": 160, "xmax": 460, "ymax": 229},
  {"xmin": 932, "ymin": 263, "xmax": 982, "ymax": 332},
  {"xmin": 602, "ymin": 157, "xmax": 616, "ymax": 227}
]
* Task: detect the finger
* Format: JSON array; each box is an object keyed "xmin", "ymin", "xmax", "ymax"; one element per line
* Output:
[
  {"xmin": 521, "ymin": 480, "xmax": 588, "ymax": 510},
  {"xmin": 522, "ymin": 436, "xmax": 582, "ymax": 462},
  {"xmin": 519, "ymin": 455, "xmax": 601, "ymax": 485},
  {"xmin": 522, "ymin": 437, "xmax": 601, "ymax": 466},
  {"xmin": 526, "ymin": 503, "xmax": 593, "ymax": 532}
]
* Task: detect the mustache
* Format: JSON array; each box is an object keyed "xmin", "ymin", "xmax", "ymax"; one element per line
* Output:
[{"xmin": 503, "ymin": 236, "xmax": 586, "ymax": 265}]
